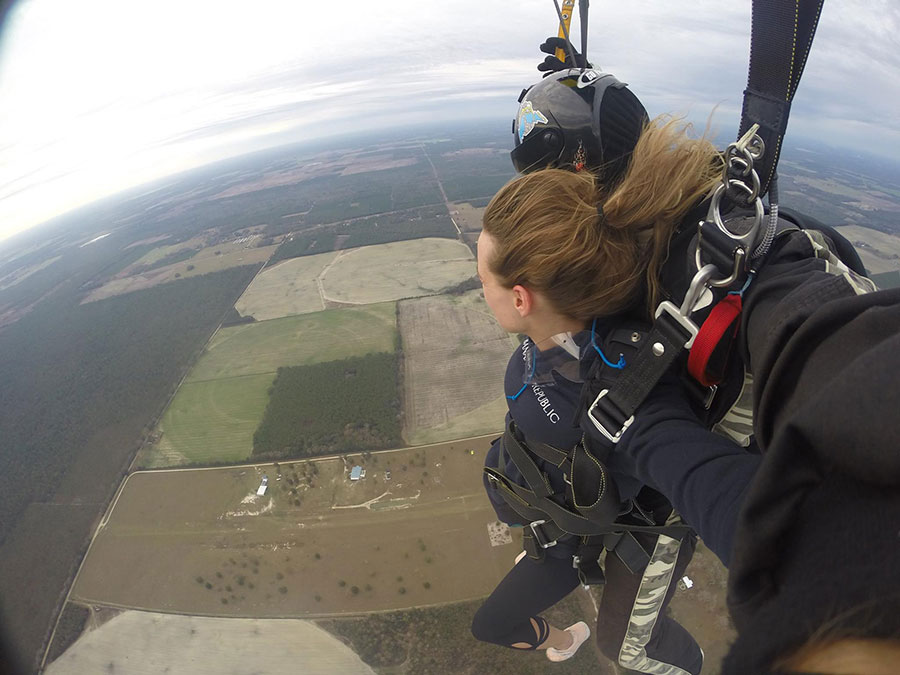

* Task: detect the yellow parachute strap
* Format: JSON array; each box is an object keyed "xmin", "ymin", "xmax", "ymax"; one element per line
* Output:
[{"xmin": 555, "ymin": 0, "xmax": 576, "ymax": 62}]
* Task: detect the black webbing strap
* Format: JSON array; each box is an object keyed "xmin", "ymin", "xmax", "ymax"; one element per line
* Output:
[
  {"xmin": 488, "ymin": 471, "xmax": 690, "ymax": 542},
  {"xmin": 486, "ymin": 439, "xmax": 691, "ymax": 540},
  {"xmin": 739, "ymin": 0, "xmax": 825, "ymax": 197},
  {"xmin": 614, "ymin": 532, "xmax": 653, "ymax": 574},
  {"xmin": 500, "ymin": 420, "xmax": 556, "ymax": 499},
  {"xmin": 508, "ymin": 427, "xmax": 570, "ymax": 468},
  {"xmin": 587, "ymin": 312, "xmax": 693, "ymax": 443},
  {"xmin": 569, "ymin": 440, "xmax": 620, "ymax": 523}
]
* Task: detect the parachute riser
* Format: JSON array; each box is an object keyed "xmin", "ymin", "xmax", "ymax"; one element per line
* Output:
[{"xmin": 692, "ymin": 124, "xmax": 767, "ymax": 293}]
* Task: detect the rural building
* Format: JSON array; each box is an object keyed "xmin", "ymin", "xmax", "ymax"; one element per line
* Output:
[
  {"xmin": 349, "ymin": 466, "xmax": 366, "ymax": 481},
  {"xmin": 257, "ymin": 475, "xmax": 268, "ymax": 496}
]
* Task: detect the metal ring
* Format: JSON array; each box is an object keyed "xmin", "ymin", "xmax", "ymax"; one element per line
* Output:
[
  {"xmin": 739, "ymin": 169, "xmax": 762, "ymax": 204},
  {"xmin": 725, "ymin": 143, "xmax": 755, "ymax": 170},
  {"xmin": 725, "ymin": 144, "xmax": 755, "ymax": 170},
  {"xmin": 722, "ymin": 154, "xmax": 749, "ymax": 183},
  {"xmin": 709, "ymin": 180, "xmax": 764, "ymax": 239},
  {"xmin": 747, "ymin": 134, "xmax": 765, "ymax": 160}
]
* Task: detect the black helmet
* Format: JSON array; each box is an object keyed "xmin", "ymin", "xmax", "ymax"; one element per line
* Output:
[{"xmin": 511, "ymin": 68, "xmax": 648, "ymax": 185}]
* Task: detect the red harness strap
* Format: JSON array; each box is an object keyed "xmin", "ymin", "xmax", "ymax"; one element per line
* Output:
[{"xmin": 688, "ymin": 294, "xmax": 743, "ymax": 387}]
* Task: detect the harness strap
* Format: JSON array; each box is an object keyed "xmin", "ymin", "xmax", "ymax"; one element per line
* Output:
[
  {"xmin": 500, "ymin": 420, "xmax": 556, "ymax": 499},
  {"xmin": 687, "ymin": 294, "xmax": 743, "ymax": 387},
  {"xmin": 613, "ymin": 532, "xmax": 653, "ymax": 575},
  {"xmin": 485, "ymin": 467, "xmax": 691, "ymax": 540},
  {"xmin": 569, "ymin": 439, "xmax": 620, "ymax": 522},
  {"xmin": 500, "ymin": 424, "xmax": 619, "ymax": 534},
  {"xmin": 514, "ymin": 434, "xmax": 570, "ymax": 468},
  {"xmin": 586, "ymin": 312, "xmax": 692, "ymax": 443}
]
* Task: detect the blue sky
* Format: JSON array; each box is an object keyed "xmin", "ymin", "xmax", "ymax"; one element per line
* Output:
[{"xmin": 0, "ymin": 0, "xmax": 898, "ymax": 245}]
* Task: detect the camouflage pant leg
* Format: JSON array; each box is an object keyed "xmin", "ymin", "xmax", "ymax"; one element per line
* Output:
[{"xmin": 597, "ymin": 531, "xmax": 702, "ymax": 675}]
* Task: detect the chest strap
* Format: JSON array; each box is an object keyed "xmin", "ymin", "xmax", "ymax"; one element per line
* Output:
[{"xmin": 586, "ymin": 308, "xmax": 694, "ymax": 444}]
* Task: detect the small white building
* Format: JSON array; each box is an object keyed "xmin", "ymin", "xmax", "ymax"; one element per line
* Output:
[{"xmin": 257, "ymin": 475, "xmax": 268, "ymax": 496}]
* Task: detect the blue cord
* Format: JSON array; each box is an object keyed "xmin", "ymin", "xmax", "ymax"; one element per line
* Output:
[
  {"xmin": 729, "ymin": 272, "xmax": 756, "ymax": 298},
  {"xmin": 507, "ymin": 339, "xmax": 536, "ymax": 400},
  {"xmin": 590, "ymin": 318, "xmax": 626, "ymax": 369}
]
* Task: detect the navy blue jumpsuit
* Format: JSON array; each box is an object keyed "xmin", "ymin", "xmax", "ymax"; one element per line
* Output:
[{"xmin": 471, "ymin": 327, "xmax": 728, "ymax": 674}]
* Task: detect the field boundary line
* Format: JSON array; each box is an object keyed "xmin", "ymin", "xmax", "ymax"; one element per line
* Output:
[
  {"xmin": 63, "ymin": 593, "xmax": 497, "ymax": 623},
  {"xmin": 126, "ymin": 432, "xmax": 499, "ymax": 477}
]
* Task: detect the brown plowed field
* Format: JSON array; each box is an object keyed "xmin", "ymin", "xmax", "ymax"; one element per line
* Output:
[{"xmin": 398, "ymin": 291, "xmax": 515, "ymax": 444}]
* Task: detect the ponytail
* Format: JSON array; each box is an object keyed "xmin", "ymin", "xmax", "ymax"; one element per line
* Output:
[{"xmin": 482, "ymin": 116, "xmax": 722, "ymax": 319}]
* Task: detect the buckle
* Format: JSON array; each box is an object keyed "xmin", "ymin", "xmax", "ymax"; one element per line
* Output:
[
  {"xmin": 572, "ymin": 554, "xmax": 606, "ymax": 586},
  {"xmin": 703, "ymin": 384, "xmax": 718, "ymax": 410},
  {"xmin": 654, "ymin": 301, "xmax": 699, "ymax": 349},
  {"xmin": 587, "ymin": 389, "xmax": 634, "ymax": 444},
  {"xmin": 528, "ymin": 520, "xmax": 557, "ymax": 549}
]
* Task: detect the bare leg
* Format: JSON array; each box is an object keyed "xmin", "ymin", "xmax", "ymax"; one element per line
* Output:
[{"xmin": 510, "ymin": 618, "xmax": 575, "ymax": 650}]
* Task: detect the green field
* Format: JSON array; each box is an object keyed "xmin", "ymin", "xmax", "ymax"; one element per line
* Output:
[
  {"xmin": 138, "ymin": 304, "xmax": 398, "ymax": 467},
  {"xmin": 405, "ymin": 395, "xmax": 508, "ymax": 446},
  {"xmin": 140, "ymin": 373, "xmax": 274, "ymax": 467},
  {"xmin": 187, "ymin": 302, "xmax": 397, "ymax": 383}
]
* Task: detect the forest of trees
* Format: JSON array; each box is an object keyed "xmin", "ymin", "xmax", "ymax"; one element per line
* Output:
[
  {"xmin": 270, "ymin": 206, "xmax": 457, "ymax": 263},
  {"xmin": 253, "ymin": 353, "xmax": 402, "ymax": 459},
  {"xmin": 0, "ymin": 263, "xmax": 259, "ymax": 672}
]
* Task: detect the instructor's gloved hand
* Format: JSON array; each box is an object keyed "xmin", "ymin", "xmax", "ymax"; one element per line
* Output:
[{"xmin": 538, "ymin": 37, "xmax": 591, "ymax": 75}]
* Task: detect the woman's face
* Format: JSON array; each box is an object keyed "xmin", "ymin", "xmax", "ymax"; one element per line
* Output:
[{"xmin": 476, "ymin": 230, "xmax": 524, "ymax": 334}]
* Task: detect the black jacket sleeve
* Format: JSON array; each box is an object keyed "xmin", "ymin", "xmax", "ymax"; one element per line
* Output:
[
  {"xmin": 721, "ymin": 231, "xmax": 900, "ymax": 671},
  {"xmin": 604, "ymin": 374, "xmax": 760, "ymax": 566}
]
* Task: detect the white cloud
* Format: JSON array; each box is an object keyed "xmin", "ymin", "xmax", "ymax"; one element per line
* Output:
[{"xmin": 0, "ymin": 0, "xmax": 897, "ymax": 244}]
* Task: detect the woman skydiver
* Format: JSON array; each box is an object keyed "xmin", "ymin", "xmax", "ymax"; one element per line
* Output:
[
  {"xmin": 476, "ymin": 60, "xmax": 900, "ymax": 675},
  {"xmin": 469, "ymin": 74, "xmax": 757, "ymax": 674}
]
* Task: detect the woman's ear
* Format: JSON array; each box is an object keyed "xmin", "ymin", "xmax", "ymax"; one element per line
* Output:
[{"xmin": 512, "ymin": 284, "xmax": 534, "ymax": 317}]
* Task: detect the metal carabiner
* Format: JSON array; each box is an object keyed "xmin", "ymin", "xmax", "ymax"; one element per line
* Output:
[
  {"xmin": 706, "ymin": 180, "xmax": 765, "ymax": 249},
  {"xmin": 681, "ymin": 264, "xmax": 719, "ymax": 315}
]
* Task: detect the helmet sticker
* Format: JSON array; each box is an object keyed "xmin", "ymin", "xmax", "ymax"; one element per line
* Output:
[
  {"xmin": 517, "ymin": 101, "xmax": 549, "ymax": 142},
  {"xmin": 577, "ymin": 70, "xmax": 600, "ymax": 88},
  {"xmin": 577, "ymin": 69, "xmax": 614, "ymax": 89}
]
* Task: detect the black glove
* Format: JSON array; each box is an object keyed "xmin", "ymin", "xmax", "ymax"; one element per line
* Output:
[{"xmin": 538, "ymin": 37, "xmax": 591, "ymax": 75}]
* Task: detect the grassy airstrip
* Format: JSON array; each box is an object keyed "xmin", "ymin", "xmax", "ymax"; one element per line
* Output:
[
  {"xmin": 75, "ymin": 438, "xmax": 517, "ymax": 618},
  {"xmin": 136, "ymin": 303, "xmax": 397, "ymax": 468}
]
